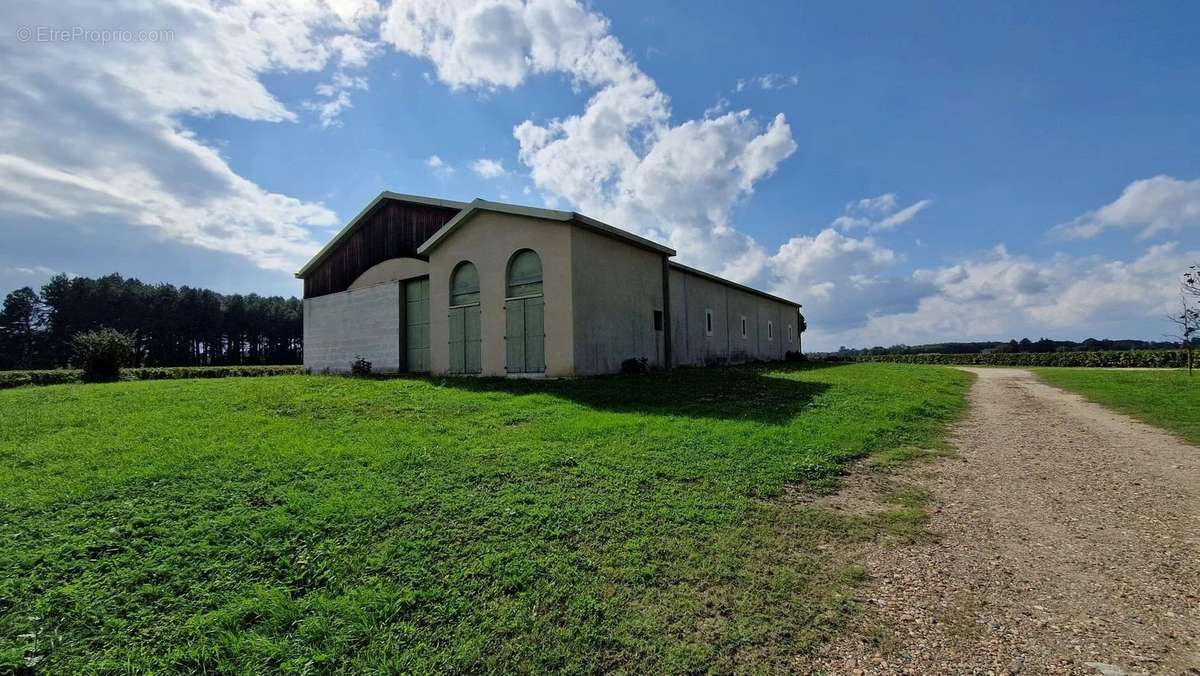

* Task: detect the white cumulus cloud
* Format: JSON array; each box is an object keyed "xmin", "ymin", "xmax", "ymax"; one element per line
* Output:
[
  {"xmin": 0, "ymin": 0, "xmax": 378, "ymax": 272},
  {"xmin": 831, "ymin": 193, "xmax": 932, "ymax": 232},
  {"xmin": 470, "ymin": 158, "xmax": 506, "ymax": 178},
  {"xmin": 800, "ymin": 242, "xmax": 1199, "ymax": 350},
  {"xmin": 382, "ymin": 0, "xmax": 797, "ymax": 283},
  {"xmin": 426, "ymin": 154, "xmax": 455, "ymax": 177},
  {"xmin": 1053, "ymin": 175, "xmax": 1200, "ymax": 240},
  {"xmin": 735, "ymin": 73, "xmax": 800, "ymax": 92},
  {"xmin": 766, "ymin": 227, "xmax": 933, "ymax": 336}
]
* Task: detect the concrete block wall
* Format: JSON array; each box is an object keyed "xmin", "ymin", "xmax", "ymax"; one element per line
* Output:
[{"xmin": 303, "ymin": 283, "xmax": 401, "ymax": 373}]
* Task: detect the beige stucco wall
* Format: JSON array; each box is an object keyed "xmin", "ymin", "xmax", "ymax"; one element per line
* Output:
[
  {"xmin": 427, "ymin": 211, "xmax": 575, "ymax": 377},
  {"xmin": 669, "ymin": 267, "xmax": 799, "ymax": 366},
  {"xmin": 569, "ymin": 227, "xmax": 666, "ymax": 375},
  {"xmin": 348, "ymin": 257, "xmax": 430, "ymax": 290}
]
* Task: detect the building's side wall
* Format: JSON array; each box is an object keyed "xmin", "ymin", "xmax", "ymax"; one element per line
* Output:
[
  {"xmin": 302, "ymin": 283, "xmax": 401, "ymax": 373},
  {"xmin": 427, "ymin": 212, "xmax": 575, "ymax": 377},
  {"xmin": 569, "ymin": 228, "xmax": 666, "ymax": 375},
  {"xmin": 669, "ymin": 267, "xmax": 799, "ymax": 367},
  {"xmin": 348, "ymin": 257, "xmax": 429, "ymax": 290}
]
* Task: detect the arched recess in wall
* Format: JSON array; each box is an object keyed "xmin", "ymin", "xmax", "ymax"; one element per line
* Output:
[
  {"xmin": 504, "ymin": 249, "xmax": 545, "ymax": 374},
  {"xmin": 349, "ymin": 257, "xmax": 430, "ymax": 290},
  {"xmin": 448, "ymin": 261, "xmax": 482, "ymax": 374}
]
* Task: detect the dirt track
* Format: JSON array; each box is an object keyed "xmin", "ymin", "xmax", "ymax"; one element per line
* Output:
[{"xmin": 807, "ymin": 368, "xmax": 1200, "ymax": 675}]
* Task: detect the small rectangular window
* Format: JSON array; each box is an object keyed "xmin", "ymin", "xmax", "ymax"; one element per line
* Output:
[
  {"xmin": 768, "ymin": 321, "xmax": 774, "ymax": 341},
  {"xmin": 740, "ymin": 316, "xmax": 747, "ymax": 338},
  {"xmin": 788, "ymin": 324, "xmax": 793, "ymax": 341},
  {"xmin": 705, "ymin": 309, "xmax": 713, "ymax": 336},
  {"xmin": 653, "ymin": 309, "xmax": 663, "ymax": 331}
]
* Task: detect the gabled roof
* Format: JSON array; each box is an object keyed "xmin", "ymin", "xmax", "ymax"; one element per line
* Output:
[
  {"xmin": 415, "ymin": 198, "xmax": 676, "ymax": 257},
  {"xmin": 295, "ymin": 192, "xmax": 467, "ymax": 279}
]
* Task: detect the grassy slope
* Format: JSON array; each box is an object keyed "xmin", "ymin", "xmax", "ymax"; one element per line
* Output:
[
  {"xmin": 1034, "ymin": 368, "xmax": 1200, "ymax": 445},
  {"xmin": 0, "ymin": 363, "xmax": 971, "ymax": 673}
]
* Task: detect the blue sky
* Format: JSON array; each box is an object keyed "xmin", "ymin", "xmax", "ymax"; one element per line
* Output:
[{"xmin": 2, "ymin": 0, "xmax": 1198, "ymax": 349}]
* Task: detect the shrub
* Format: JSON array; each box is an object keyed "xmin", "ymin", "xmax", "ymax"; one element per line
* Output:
[
  {"xmin": 0, "ymin": 365, "xmax": 303, "ymax": 389},
  {"xmin": 620, "ymin": 357, "xmax": 649, "ymax": 375},
  {"xmin": 127, "ymin": 365, "xmax": 302, "ymax": 380},
  {"xmin": 71, "ymin": 328, "xmax": 135, "ymax": 382},
  {"xmin": 351, "ymin": 355, "xmax": 373, "ymax": 376},
  {"xmin": 0, "ymin": 369, "xmax": 83, "ymax": 388}
]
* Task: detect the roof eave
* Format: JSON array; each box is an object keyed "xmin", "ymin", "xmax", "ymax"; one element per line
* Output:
[
  {"xmin": 416, "ymin": 199, "xmax": 675, "ymax": 257},
  {"xmin": 571, "ymin": 214, "xmax": 676, "ymax": 256},
  {"xmin": 668, "ymin": 261, "xmax": 802, "ymax": 308}
]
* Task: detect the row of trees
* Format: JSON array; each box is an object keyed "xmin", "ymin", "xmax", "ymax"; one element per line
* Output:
[
  {"xmin": 835, "ymin": 337, "xmax": 1183, "ymax": 357},
  {"xmin": 0, "ymin": 274, "xmax": 303, "ymax": 370}
]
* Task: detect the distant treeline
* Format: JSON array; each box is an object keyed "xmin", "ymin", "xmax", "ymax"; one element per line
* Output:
[
  {"xmin": 0, "ymin": 274, "xmax": 302, "ymax": 370},
  {"xmin": 842, "ymin": 350, "xmax": 1189, "ymax": 369},
  {"xmin": 831, "ymin": 337, "xmax": 1186, "ymax": 357}
]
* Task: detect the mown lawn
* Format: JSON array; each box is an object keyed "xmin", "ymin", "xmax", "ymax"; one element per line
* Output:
[
  {"xmin": 1034, "ymin": 367, "xmax": 1200, "ymax": 445},
  {"xmin": 0, "ymin": 363, "xmax": 971, "ymax": 673}
]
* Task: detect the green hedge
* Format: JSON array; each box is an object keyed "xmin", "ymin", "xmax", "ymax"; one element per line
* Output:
[
  {"xmin": 846, "ymin": 350, "xmax": 1189, "ymax": 368},
  {"xmin": 0, "ymin": 365, "xmax": 303, "ymax": 389}
]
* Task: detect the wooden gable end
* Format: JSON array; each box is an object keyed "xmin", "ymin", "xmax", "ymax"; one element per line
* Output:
[{"xmin": 302, "ymin": 200, "xmax": 460, "ymax": 299}]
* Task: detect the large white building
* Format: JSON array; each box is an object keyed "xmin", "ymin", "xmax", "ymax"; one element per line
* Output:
[{"xmin": 297, "ymin": 192, "xmax": 803, "ymax": 377}]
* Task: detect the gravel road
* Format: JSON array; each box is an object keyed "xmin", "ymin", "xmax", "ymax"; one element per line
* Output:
[{"xmin": 805, "ymin": 368, "xmax": 1200, "ymax": 675}]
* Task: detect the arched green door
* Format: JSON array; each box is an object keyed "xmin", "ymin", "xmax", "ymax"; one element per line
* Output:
[
  {"xmin": 505, "ymin": 250, "xmax": 545, "ymax": 374},
  {"xmin": 448, "ymin": 262, "xmax": 481, "ymax": 374}
]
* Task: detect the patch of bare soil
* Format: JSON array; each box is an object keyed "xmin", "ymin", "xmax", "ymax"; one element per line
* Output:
[{"xmin": 801, "ymin": 368, "xmax": 1200, "ymax": 675}]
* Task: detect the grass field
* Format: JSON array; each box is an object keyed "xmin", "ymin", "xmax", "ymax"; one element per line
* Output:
[
  {"xmin": 0, "ymin": 363, "xmax": 971, "ymax": 673},
  {"xmin": 1034, "ymin": 368, "xmax": 1200, "ymax": 445}
]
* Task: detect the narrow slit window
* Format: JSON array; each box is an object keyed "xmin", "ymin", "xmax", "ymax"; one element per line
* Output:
[
  {"xmin": 705, "ymin": 309, "xmax": 713, "ymax": 336},
  {"xmin": 740, "ymin": 316, "xmax": 747, "ymax": 338},
  {"xmin": 653, "ymin": 309, "xmax": 663, "ymax": 331},
  {"xmin": 768, "ymin": 321, "xmax": 774, "ymax": 341}
]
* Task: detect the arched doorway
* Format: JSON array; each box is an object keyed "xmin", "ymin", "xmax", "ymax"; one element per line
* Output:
[
  {"xmin": 448, "ymin": 262, "xmax": 481, "ymax": 374},
  {"xmin": 505, "ymin": 249, "xmax": 545, "ymax": 374}
]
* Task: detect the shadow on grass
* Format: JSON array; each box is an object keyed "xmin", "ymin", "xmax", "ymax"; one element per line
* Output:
[{"xmin": 425, "ymin": 362, "xmax": 845, "ymax": 425}]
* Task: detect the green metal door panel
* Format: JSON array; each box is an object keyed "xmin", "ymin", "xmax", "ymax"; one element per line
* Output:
[
  {"xmin": 524, "ymin": 297, "xmax": 545, "ymax": 373},
  {"xmin": 506, "ymin": 299, "xmax": 525, "ymax": 373},
  {"xmin": 405, "ymin": 278, "xmax": 430, "ymax": 373},
  {"xmin": 448, "ymin": 306, "xmax": 465, "ymax": 373},
  {"xmin": 505, "ymin": 297, "xmax": 545, "ymax": 374},
  {"xmin": 448, "ymin": 302, "xmax": 481, "ymax": 375},
  {"xmin": 465, "ymin": 305, "xmax": 482, "ymax": 374}
]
